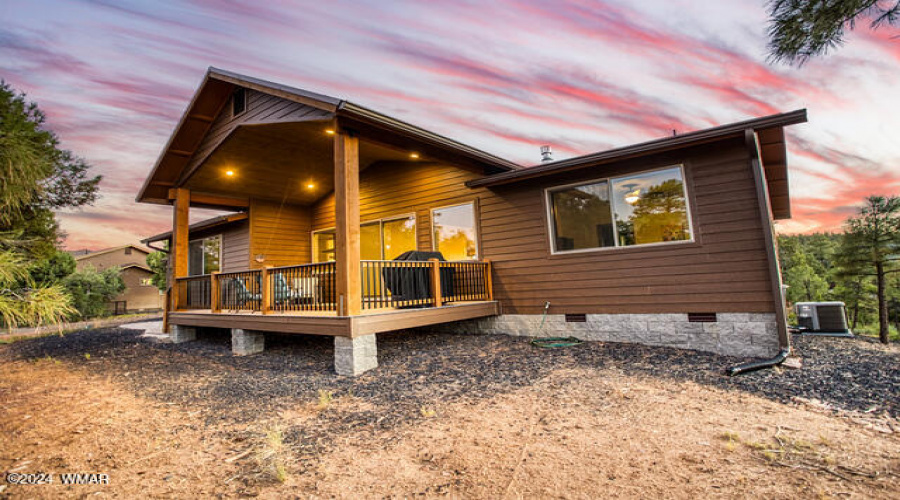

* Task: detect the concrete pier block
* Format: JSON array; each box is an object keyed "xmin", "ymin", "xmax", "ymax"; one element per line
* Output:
[
  {"xmin": 170, "ymin": 325, "xmax": 197, "ymax": 344},
  {"xmin": 232, "ymin": 329, "xmax": 265, "ymax": 356},
  {"xmin": 334, "ymin": 334, "xmax": 378, "ymax": 376}
]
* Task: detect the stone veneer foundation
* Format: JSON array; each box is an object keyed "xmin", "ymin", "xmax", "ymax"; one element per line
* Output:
[{"xmin": 430, "ymin": 313, "xmax": 780, "ymax": 358}]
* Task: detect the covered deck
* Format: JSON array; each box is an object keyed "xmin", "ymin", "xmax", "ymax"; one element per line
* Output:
[
  {"xmin": 138, "ymin": 68, "xmax": 514, "ymax": 375},
  {"xmin": 170, "ymin": 259, "xmax": 497, "ymax": 338}
]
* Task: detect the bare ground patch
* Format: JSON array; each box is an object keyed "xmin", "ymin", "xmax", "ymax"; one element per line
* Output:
[{"xmin": 0, "ymin": 327, "xmax": 898, "ymax": 498}]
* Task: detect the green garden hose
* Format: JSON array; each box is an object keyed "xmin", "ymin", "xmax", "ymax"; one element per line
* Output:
[
  {"xmin": 531, "ymin": 337, "xmax": 584, "ymax": 348},
  {"xmin": 530, "ymin": 301, "xmax": 583, "ymax": 348}
]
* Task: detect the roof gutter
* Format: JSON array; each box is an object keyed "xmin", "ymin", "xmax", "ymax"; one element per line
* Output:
[{"xmin": 726, "ymin": 128, "xmax": 793, "ymax": 376}]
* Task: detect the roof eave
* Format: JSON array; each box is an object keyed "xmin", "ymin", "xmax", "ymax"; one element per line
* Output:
[
  {"xmin": 337, "ymin": 102, "xmax": 521, "ymax": 173},
  {"xmin": 467, "ymin": 109, "xmax": 808, "ymax": 188}
]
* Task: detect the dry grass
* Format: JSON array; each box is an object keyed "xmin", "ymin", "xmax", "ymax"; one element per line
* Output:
[{"xmin": 1, "ymin": 357, "xmax": 897, "ymax": 498}]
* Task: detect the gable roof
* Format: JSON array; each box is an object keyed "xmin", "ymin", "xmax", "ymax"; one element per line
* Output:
[
  {"xmin": 137, "ymin": 67, "xmax": 521, "ymax": 204},
  {"xmin": 73, "ymin": 244, "xmax": 152, "ymax": 261},
  {"xmin": 120, "ymin": 263, "xmax": 154, "ymax": 273}
]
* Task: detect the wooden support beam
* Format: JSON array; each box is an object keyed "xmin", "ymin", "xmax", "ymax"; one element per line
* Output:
[
  {"xmin": 260, "ymin": 266, "xmax": 271, "ymax": 315},
  {"xmin": 210, "ymin": 272, "xmax": 221, "ymax": 313},
  {"xmin": 334, "ymin": 130, "xmax": 361, "ymax": 316},
  {"xmin": 429, "ymin": 259, "xmax": 443, "ymax": 307},
  {"xmin": 167, "ymin": 189, "xmax": 250, "ymax": 209},
  {"xmin": 483, "ymin": 259, "xmax": 494, "ymax": 301},
  {"xmin": 168, "ymin": 149, "xmax": 193, "ymax": 158},
  {"xmin": 172, "ymin": 188, "xmax": 190, "ymax": 281}
]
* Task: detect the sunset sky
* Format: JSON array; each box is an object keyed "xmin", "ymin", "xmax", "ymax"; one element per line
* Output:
[{"xmin": 2, "ymin": 0, "xmax": 898, "ymax": 250}]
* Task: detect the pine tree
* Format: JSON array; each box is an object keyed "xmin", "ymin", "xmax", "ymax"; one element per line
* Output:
[
  {"xmin": 768, "ymin": 0, "xmax": 900, "ymax": 65},
  {"xmin": 834, "ymin": 196, "xmax": 900, "ymax": 344}
]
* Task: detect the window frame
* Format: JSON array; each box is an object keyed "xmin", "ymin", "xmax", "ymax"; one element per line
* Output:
[
  {"xmin": 311, "ymin": 213, "xmax": 418, "ymax": 262},
  {"xmin": 544, "ymin": 164, "xmax": 695, "ymax": 255},
  {"xmin": 187, "ymin": 234, "xmax": 223, "ymax": 276},
  {"xmin": 430, "ymin": 201, "xmax": 480, "ymax": 261}
]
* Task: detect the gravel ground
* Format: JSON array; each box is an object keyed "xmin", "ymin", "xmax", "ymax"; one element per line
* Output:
[{"xmin": 2, "ymin": 326, "xmax": 897, "ymax": 427}]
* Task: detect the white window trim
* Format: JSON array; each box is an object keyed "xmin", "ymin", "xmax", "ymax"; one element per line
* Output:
[
  {"xmin": 544, "ymin": 164, "xmax": 695, "ymax": 255},
  {"xmin": 430, "ymin": 201, "xmax": 480, "ymax": 260},
  {"xmin": 188, "ymin": 234, "xmax": 223, "ymax": 275},
  {"xmin": 311, "ymin": 213, "xmax": 417, "ymax": 262}
]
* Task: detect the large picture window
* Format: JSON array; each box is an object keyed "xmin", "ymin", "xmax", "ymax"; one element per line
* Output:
[
  {"xmin": 188, "ymin": 235, "xmax": 221, "ymax": 275},
  {"xmin": 312, "ymin": 214, "xmax": 417, "ymax": 263},
  {"xmin": 432, "ymin": 202, "xmax": 478, "ymax": 260},
  {"xmin": 547, "ymin": 166, "xmax": 692, "ymax": 253}
]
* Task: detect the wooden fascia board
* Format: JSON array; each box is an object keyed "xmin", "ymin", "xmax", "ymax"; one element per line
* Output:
[
  {"xmin": 208, "ymin": 69, "xmax": 339, "ymax": 113},
  {"xmin": 136, "ymin": 72, "xmax": 215, "ymax": 203}
]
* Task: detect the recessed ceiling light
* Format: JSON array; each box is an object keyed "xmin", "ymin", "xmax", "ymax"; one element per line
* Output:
[
  {"xmin": 306, "ymin": 183, "xmax": 315, "ymax": 189},
  {"xmin": 325, "ymin": 129, "xmax": 335, "ymax": 135},
  {"xmin": 410, "ymin": 152, "xmax": 419, "ymax": 159},
  {"xmin": 225, "ymin": 170, "xmax": 235, "ymax": 177}
]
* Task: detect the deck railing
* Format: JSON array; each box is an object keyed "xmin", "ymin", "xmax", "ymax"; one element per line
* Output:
[
  {"xmin": 267, "ymin": 262, "xmax": 337, "ymax": 312},
  {"xmin": 440, "ymin": 261, "xmax": 492, "ymax": 302},
  {"xmin": 361, "ymin": 260, "xmax": 435, "ymax": 310},
  {"xmin": 360, "ymin": 259, "xmax": 492, "ymax": 310},
  {"xmin": 173, "ymin": 259, "xmax": 491, "ymax": 314},
  {"xmin": 174, "ymin": 275, "xmax": 212, "ymax": 310},
  {"xmin": 215, "ymin": 269, "xmax": 263, "ymax": 312}
]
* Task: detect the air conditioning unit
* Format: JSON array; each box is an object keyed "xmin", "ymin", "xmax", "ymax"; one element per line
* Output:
[{"xmin": 794, "ymin": 302, "xmax": 852, "ymax": 335}]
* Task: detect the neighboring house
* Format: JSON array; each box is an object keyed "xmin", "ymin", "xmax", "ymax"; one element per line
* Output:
[
  {"xmin": 137, "ymin": 67, "xmax": 806, "ymax": 375},
  {"xmin": 73, "ymin": 245, "xmax": 164, "ymax": 314}
]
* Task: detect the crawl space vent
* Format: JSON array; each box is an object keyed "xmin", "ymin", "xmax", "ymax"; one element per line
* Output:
[
  {"xmin": 688, "ymin": 313, "xmax": 717, "ymax": 323},
  {"xmin": 565, "ymin": 314, "xmax": 587, "ymax": 323}
]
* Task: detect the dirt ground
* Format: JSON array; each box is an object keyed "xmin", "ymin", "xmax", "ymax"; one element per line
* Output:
[{"xmin": 1, "ymin": 328, "xmax": 898, "ymax": 498}]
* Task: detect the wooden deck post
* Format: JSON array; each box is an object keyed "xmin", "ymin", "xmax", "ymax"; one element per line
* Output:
[
  {"xmin": 260, "ymin": 266, "xmax": 271, "ymax": 314},
  {"xmin": 170, "ymin": 188, "xmax": 190, "ymax": 313},
  {"xmin": 429, "ymin": 258, "xmax": 443, "ymax": 307},
  {"xmin": 334, "ymin": 129, "xmax": 361, "ymax": 316},
  {"xmin": 210, "ymin": 272, "xmax": 221, "ymax": 313},
  {"xmin": 483, "ymin": 259, "xmax": 493, "ymax": 301}
]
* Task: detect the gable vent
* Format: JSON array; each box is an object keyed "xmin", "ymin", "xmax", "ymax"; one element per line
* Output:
[{"xmin": 232, "ymin": 88, "xmax": 246, "ymax": 116}]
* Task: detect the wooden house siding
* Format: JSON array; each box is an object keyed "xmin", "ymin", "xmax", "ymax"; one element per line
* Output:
[
  {"xmin": 311, "ymin": 161, "xmax": 484, "ymax": 251},
  {"xmin": 220, "ymin": 221, "xmax": 249, "ymax": 272},
  {"xmin": 309, "ymin": 138, "xmax": 774, "ymax": 315},
  {"xmin": 249, "ymin": 200, "xmax": 312, "ymax": 268}
]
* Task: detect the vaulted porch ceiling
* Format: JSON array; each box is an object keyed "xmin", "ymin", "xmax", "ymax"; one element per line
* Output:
[{"xmin": 183, "ymin": 121, "xmax": 419, "ymax": 206}]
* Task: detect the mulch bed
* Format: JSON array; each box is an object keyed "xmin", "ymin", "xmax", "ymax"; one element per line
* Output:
[{"xmin": 1, "ymin": 327, "xmax": 897, "ymax": 456}]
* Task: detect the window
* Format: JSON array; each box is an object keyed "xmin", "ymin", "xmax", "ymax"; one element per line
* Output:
[
  {"xmin": 232, "ymin": 88, "xmax": 246, "ymax": 116},
  {"xmin": 188, "ymin": 235, "xmax": 221, "ymax": 275},
  {"xmin": 140, "ymin": 278, "xmax": 153, "ymax": 286},
  {"xmin": 312, "ymin": 215, "xmax": 417, "ymax": 263},
  {"xmin": 381, "ymin": 216, "xmax": 417, "ymax": 260},
  {"xmin": 432, "ymin": 202, "xmax": 478, "ymax": 260},
  {"xmin": 313, "ymin": 230, "xmax": 335, "ymax": 263},
  {"xmin": 547, "ymin": 166, "xmax": 692, "ymax": 253}
]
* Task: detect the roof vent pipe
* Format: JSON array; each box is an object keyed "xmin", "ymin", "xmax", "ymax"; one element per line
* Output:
[{"xmin": 540, "ymin": 145, "xmax": 553, "ymax": 162}]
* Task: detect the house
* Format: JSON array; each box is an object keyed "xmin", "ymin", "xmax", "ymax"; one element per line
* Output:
[
  {"xmin": 73, "ymin": 245, "xmax": 164, "ymax": 314},
  {"xmin": 137, "ymin": 67, "xmax": 805, "ymax": 375}
]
